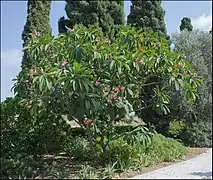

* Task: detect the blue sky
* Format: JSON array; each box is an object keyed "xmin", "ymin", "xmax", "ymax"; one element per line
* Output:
[{"xmin": 1, "ymin": 1, "xmax": 212, "ymax": 101}]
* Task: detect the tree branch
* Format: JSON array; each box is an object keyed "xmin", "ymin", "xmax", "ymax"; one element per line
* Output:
[
  {"xmin": 135, "ymin": 104, "xmax": 152, "ymax": 112},
  {"xmin": 110, "ymin": 125, "xmax": 141, "ymax": 142},
  {"xmin": 70, "ymin": 115, "xmax": 86, "ymax": 131},
  {"xmin": 141, "ymin": 81, "xmax": 160, "ymax": 87}
]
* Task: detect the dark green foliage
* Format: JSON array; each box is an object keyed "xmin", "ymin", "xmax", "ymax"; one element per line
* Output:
[
  {"xmin": 147, "ymin": 134, "xmax": 187, "ymax": 162},
  {"xmin": 180, "ymin": 17, "xmax": 193, "ymax": 31},
  {"xmin": 1, "ymin": 153, "xmax": 43, "ymax": 179},
  {"xmin": 180, "ymin": 120, "xmax": 212, "ymax": 147},
  {"xmin": 21, "ymin": 0, "xmax": 52, "ymax": 68},
  {"xmin": 1, "ymin": 98, "xmax": 69, "ymax": 155},
  {"xmin": 104, "ymin": 138, "xmax": 137, "ymax": 169},
  {"xmin": 63, "ymin": 136, "xmax": 93, "ymax": 160},
  {"xmin": 127, "ymin": 0, "xmax": 169, "ymax": 40},
  {"xmin": 168, "ymin": 120, "xmax": 185, "ymax": 138},
  {"xmin": 103, "ymin": 133, "xmax": 187, "ymax": 170},
  {"xmin": 1, "ymin": 97, "xmax": 74, "ymax": 178},
  {"xmin": 1, "ymin": 98, "xmax": 32, "ymax": 155},
  {"xmin": 58, "ymin": 16, "xmax": 69, "ymax": 35},
  {"xmin": 58, "ymin": 0, "xmax": 124, "ymax": 38},
  {"xmin": 127, "ymin": 0, "xmax": 170, "ymax": 124}
]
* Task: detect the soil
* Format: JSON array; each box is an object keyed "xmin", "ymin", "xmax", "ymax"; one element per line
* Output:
[{"xmin": 114, "ymin": 147, "xmax": 209, "ymax": 179}]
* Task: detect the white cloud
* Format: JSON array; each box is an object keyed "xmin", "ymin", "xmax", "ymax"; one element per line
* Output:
[
  {"xmin": 1, "ymin": 49, "xmax": 22, "ymax": 67},
  {"xmin": 1, "ymin": 49, "xmax": 22, "ymax": 101},
  {"xmin": 191, "ymin": 13, "xmax": 212, "ymax": 31}
]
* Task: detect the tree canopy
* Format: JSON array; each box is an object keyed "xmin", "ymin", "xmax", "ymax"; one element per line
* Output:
[
  {"xmin": 180, "ymin": 17, "xmax": 193, "ymax": 31},
  {"xmin": 127, "ymin": 0, "xmax": 169, "ymax": 40},
  {"xmin": 22, "ymin": 0, "xmax": 52, "ymax": 68},
  {"xmin": 58, "ymin": 0, "xmax": 124, "ymax": 38}
]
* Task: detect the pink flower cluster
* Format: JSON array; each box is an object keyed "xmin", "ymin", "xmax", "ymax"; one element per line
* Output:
[{"xmin": 83, "ymin": 119, "xmax": 92, "ymax": 126}]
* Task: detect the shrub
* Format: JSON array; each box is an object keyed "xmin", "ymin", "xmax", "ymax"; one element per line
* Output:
[
  {"xmin": 76, "ymin": 165, "xmax": 99, "ymax": 179},
  {"xmin": 180, "ymin": 120, "xmax": 212, "ymax": 147},
  {"xmin": 168, "ymin": 120, "xmax": 185, "ymax": 138},
  {"xmin": 147, "ymin": 134, "xmax": 187, "ymax": 162},
  {"xmin": 104, "ymin": 138, "xmax": 137, "ymax": 170},
  {"xmin": 63, "ymin": 136, "xmax": 93, "ymax": 160},
  {"xmin": 1, "ymin": 153, "xmax": 43, "ymax": 179},
  {"xmin": 0, "ymin": 97, "xmax": 73, "ymax": 155},
  {"xmin": 102, "ymin": 161, "xmax": 117, "ymax": 179},
  {"xmin": 125, "ymin": 133, "xmax": 187, "ymax": 170}
]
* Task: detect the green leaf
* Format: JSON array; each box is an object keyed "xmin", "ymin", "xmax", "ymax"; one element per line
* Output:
[
  {"xmin": 127, "ymin": 88, "xmax": 133, "ymax": 96},
  {"xmin": 45, "ymin": 44, "xmax": 49, "ymax": 52},
  {"xmin": 39, "ymin": 76, "xmax": 44, "ymax": 92},
  {"xmin": 115, "ymin": 102, "xmax": 124, "ymax": 109},
  {"xmin": 127, "ymin": 84, "xmax": 135, "ymax": 88},
  {"xmin": 123, "ymin": 63, "xmax": 130, "ymax": 71},
  {"xmin": 82, "ymin": 79, "xmax": 89, "ymax": 92},
  {"xmin": 177, "ymin": 79, "xmax": 184, "ymax": 87},
  {"xmin": 110, "ymin": 60, "xmax": 115, "ymax": 71},
  {"xmin": 46, "ymin": 78, "xmax": 52, "ymax": 90},
  {"xmin": 94, "ymin": 51, "xmax": 101, "ymax": 59},
  {"xmin": 168, "ymin": 67, "xmax": 172, "ymax": 72},
  {"xmin": 174, "ymin": 80, "xmax": 179, "ymax": 91},
  {"xmin": 72, "ymin": 80, "xmax": 76, "ymax": 91},
  {"xmin": 91, "ymin": 99, "xmax": 101, "ymax": 110},
  {"xmin": 191, "ymin": 91, "xmax": 196, "ymax": 101},
  {"xmin": 33, "ymin": 76, "xmax": 39, "ymax": 83},
  {"xmin": 118, "ymin": 66, "xmax": 122, "ymax": 74},
  {"xmin": 78, "ymin": 80, "xmax": 83, "ymax": 91},
  {"xmin": 73, "ymin": 62, "xmax": 81, "ymax": 73},
  {"xmin": 85, "ymin": 99, "xmax": 91, "ymax": 109}
]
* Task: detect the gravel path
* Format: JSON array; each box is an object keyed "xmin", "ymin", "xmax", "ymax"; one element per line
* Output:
[{"xmin": 131, "ymin": 148, "xmax": 212, "ymax": 179}]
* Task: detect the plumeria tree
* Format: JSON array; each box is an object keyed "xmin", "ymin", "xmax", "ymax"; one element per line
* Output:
[{"xmin": 13, "ymin": 25, "xmax": 202, "ymax": 160}]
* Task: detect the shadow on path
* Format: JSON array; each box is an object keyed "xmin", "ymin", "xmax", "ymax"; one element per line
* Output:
[{"xmin": 190, "ymin": 171, "xmax": 212, "ymax": 178}]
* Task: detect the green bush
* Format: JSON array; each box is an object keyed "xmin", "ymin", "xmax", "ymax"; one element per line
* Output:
[
  {"xmin": 168, "ymin": 120, "xmax": 185, "ymax": 138},
  {"xmin": 180, "ymin": 120, "xmax": 212, "ymax": 147},
  {"xmin": 63, "ymin": 136, "xmax": 93, "ymax": 160},
  {"xmin": 147, "ymin": 134, "xmax": 187, "ymax": 162},
  {"xmin": 102, "ymin": 133, "xmax": 186, "ymax": 171},
  {"xmin": 133, "ymin": 134, "xmax": 187, "ymax": 170},
  {"xmin": 1, "ymin": 153, "xmax": 43, "ymax": 179},
  {"xmin": 0, "ymin": 97, "xmax": 73, "ymax": 155},
  {"xmin": 104, "ymin": 138, "xmax": 137, "ymax": 170}
]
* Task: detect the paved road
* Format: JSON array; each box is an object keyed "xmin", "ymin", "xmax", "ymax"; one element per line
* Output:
[{"xmin": 131, "ymin": 148, "xmax": 212, "ymax": 179}]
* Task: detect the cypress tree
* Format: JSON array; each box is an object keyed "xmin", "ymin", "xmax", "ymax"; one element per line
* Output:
[
  {"xmin": 58, "ymin": 0, "xmax": 124, "ymax": 38},
  {"xmin": 127, "ymin": 0, "xmax": 168, "ymax": 40},
  {"xmin": 58, "ymin": 16, "xmax": 70, "ymax": 34},
  {"xmin": 180, "ymin": 17, "xmax": 193, "ymax": 31},
  {"xmin": 22, "ymin": 0, "xmax": 52, "ymax": 68}
]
